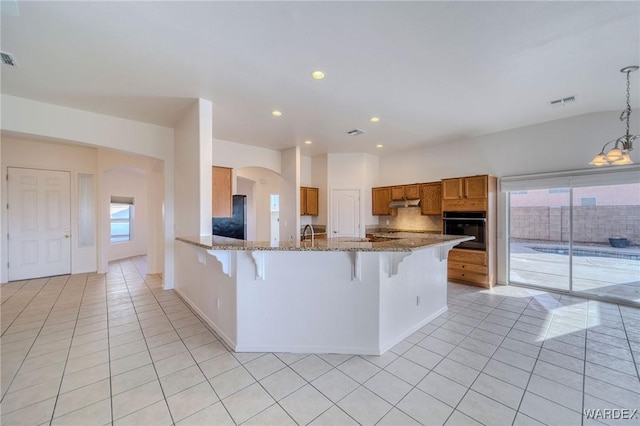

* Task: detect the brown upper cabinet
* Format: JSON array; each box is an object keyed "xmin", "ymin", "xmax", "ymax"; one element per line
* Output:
[
  {"xmin": 420, "ymin": 182, "xmax": 442, "ymax": 215},
  {"xmin": 391, "ymin": 184, "xmax": 420, "ymax": 200},
  {"xmin": 372, "ymin": 187, "xmax": 392, "ymax": 215},
  {"xmin": 373, "ymin": 182, "xmax": 440, "ymax": 216},
  {"xmin": 442, "ymin": 175, "xmax": 488, "ymax": 200},
  {"xmin": 300, "ymin": 186, "xmax": 319, "ymax": 216},
  {"xmin": 212, "ymin": 166, "xmax": 232, "ymax": 217},
  {"xmin": 442, "ymin": 175, "xmax": 492, "ymax": 212}
]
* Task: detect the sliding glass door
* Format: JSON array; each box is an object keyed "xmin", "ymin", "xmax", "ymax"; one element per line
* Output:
[
  {"xmin": 505, "ymin": 168, "xmax": 640, "ymax": 305},
  {"xmin": 508, "ymin": 188, "xmax": 571, "ymax": 291},
  {"xmin": 571, "ymin": 182, "xmax": 640, "ymax": 302}
]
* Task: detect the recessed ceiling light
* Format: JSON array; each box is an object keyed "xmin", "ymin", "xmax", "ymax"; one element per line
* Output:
[
  {"xmin": 271, "ymin": 110, "xmax": 282, "ymax": 117},
  {"xmin": 376, "ymin": 144, "xmax": 383, "ymax": 148},
  {"xmin": 370, "ymin": 117, "xmax": 380, "ymax": 123},
  {"xmin": 311, "ymin": 70, "xmax": 325, "ymax": 80},
  {"xmin": 304, "ymin": 140, "xmax": 312, "ymax": 145}
]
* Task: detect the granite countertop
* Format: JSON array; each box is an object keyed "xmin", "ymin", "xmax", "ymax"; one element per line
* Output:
[
  {"xmin": 177, "ymin": 233, "xmax": 473, "ymax": 252},
  {"xmin": 367, "ymin": 228, "xmax": 442, "ymax": 235}
]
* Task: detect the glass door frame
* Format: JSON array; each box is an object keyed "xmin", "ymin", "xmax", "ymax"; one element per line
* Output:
[{"xmin": 502, "ymin": 166, "xmax": 640, "ymax": 306}]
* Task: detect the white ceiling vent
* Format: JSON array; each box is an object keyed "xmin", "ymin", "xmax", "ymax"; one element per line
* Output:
[
  {"xmin": 549, "ymin": 95, "xmax": 576, "ymax": 108},
  {"xmin": 346, "ymin": 129, "xmax": 365, "ymax": 136},
  {"xmin": 1, "ymin": 52, "xmax": 16, "ymax": 67}
]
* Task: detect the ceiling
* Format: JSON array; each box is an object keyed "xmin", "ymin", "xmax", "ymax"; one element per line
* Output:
[{"xmin": 1, "ymin": 1, "xmax": 639, "ymax": 156}]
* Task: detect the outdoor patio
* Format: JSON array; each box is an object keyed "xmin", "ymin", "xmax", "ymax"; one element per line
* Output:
[{"xmin": 509, "ymin": 241, "xmax": 640, "ymax": 305}]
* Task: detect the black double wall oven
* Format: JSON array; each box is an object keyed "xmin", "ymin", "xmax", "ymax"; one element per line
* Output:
[{"xmin": 443, "ymin": 211, "xmax": 487, "ymax": 251}]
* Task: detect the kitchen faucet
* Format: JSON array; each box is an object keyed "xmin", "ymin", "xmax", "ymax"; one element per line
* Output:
[{"xmin": 302, "ymin": 224, "xmax": 315, "ymax": 244}]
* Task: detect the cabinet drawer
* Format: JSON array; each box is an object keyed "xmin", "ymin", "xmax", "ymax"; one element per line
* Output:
[
  {"xmin": 448, "ymin": 268, "xmax": 488, "ymax": 285},
  {"xmin": 442, "ymin": 198, "xmax": 487, "ymax": 212},
  {"xmin": 448, "ymin": 249, "xmax": 487, "ymax": 265},
  {"xmin": 448, "ymin": 261, "xmax": 487, "ymax": 274}
]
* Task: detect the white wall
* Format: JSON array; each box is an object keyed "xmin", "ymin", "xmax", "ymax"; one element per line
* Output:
[
  {"xmin": 301, "ymin": 155, "xmax": 312, "ymax": 186},
  {"xmin": 96, "ymin": 148, "xmax": 162, "ymax": 272},
  {"xmin": 1, "ymin": 94, "xmax": 175, "ymax": 286},
  {"xmin": 379, "ymin": 111, "xmax": 634, "ymax": 183},
  {"xmin": 213, "ymin": 138, "xmax": 281, "ymax": 174},
  {"xmin": 1, "ymin": 137, "xmax": 166, "ymax": 279},
  {"xmin": 174, "ymin": 99, "xmax": 213, "ymax": 238},
  {"xmin": 1, "ymin": 137, "xmax": 98, "ymax": 278},
  {"xmin": 236, "ymin": 167, "xmax": 282, "ymax": 242},
  {"xmin": 279, "ymin": 147, "xmax": 300, "ymax": 242}
]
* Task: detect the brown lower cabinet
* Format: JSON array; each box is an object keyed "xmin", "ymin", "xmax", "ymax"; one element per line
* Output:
[{"xmin": 447, "ymin": 248, "xmax": 495, "ymax": 287}]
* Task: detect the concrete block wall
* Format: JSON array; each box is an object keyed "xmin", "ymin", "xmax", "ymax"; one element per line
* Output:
[{"xmin": 510, "ymin": 206, "xmax": 639, "ymax": 246}]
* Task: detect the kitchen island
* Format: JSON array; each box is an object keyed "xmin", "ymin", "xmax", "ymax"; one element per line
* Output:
[{"xmin": 175, "ymin": 233, "xmax": 472, "ymax": 355}]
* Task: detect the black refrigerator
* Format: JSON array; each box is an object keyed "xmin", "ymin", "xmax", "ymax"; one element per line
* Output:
[{"xmin": 212, "ymin": 195, "xmax": 247, "ymax": 240}]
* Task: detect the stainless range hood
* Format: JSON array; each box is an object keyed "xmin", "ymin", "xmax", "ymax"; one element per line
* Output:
[{"xmin": 389, "ymin": 199, "xmax": 421, "ymax": 208}]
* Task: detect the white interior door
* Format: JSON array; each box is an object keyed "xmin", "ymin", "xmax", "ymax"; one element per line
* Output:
[
  {"xmin": 8, "ymin": 168, "xmax": 71, "ymax": 280},
  {"xmin": 331, "ymin": 189, "xmax": 360, "ymax": 237}
]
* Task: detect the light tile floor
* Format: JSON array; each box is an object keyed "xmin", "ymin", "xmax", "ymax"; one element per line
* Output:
[{"xmin": 1, "ymin": 256, "xmax": 639, "ymax": 426}]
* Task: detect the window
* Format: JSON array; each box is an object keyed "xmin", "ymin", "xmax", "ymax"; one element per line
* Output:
[
  {"xmin": 547, "ymin": 188, "xmax": 569, "ymax": 194},
  {"xmin": 580, "ymin": 197, "xmax": 596, "ymax": 206},
  {"xmin": 110, "ymin": 197, "xmax": 134, "ymax": 243}
]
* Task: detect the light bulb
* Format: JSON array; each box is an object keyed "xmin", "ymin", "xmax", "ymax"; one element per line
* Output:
[
  {"xmin": 605, "ymin": 147, "xmax": 623, "ymax": 162},
  {"xmin": 589, "ymin": 153, "xmax": 608, "ymax": 166},
  {"xmin": 612, "ymin": 153, "xmax": 633, "ymax": 165}
]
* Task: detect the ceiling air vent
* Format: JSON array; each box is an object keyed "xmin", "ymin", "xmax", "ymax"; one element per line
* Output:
[
  {"xmin": 1, "ymin": 52, "xmax": 16, "ymax": 67},
  {"xmin": 346, "ymin": 129, "xmax": 365, "ymax": 136},
  {"xmin": 549, "ymin": 95, "xmax": 576, "ymax": 108}
]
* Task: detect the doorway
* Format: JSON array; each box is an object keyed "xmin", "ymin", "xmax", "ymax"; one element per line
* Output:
[
  {"xmin": 331, "ymin": 189, "xmax": 360, "ymax": 237},
  {"xmin": 7, "ymin": 167, "xmax": 71, "ymax": 280}
]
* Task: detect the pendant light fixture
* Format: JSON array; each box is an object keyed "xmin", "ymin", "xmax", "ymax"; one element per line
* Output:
[{"xmin": 590, "ymin": 66, "xmax": 638, "ymax": 166}]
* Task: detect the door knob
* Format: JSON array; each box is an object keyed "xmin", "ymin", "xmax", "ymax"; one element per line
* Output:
[{"xmin": 64, "ymin": 229, "xmax": 70, "ymax": 238}]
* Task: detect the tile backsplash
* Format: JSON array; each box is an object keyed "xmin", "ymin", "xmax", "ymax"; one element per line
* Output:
[{"xmin": 376, "ymin": 207, "xmax": 442, "ymax": 232}]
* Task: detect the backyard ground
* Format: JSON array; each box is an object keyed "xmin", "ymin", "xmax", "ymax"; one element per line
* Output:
[{"xmin": 509, "ymin": 240, "xmax": 640, "ymax": 304}]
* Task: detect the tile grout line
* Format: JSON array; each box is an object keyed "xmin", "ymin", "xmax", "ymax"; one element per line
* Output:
[
  {"xmin": 48, "ymin": 274, "xmax": 93, "ymax": 424},
  {"xmin": 128, "ymin": 257, "xmax": 235, "ymax": 425},
  {"xmin": 442, "ymin": 289, "xmax": 548, "ymax": 426},
  {"xmin": 618, "ymin": 305, "xmax": 640, "ymax": 383},
  {"xmin": 0, "ymin": 278, "xmax": 51, "ymax": 339},
  {"xmin": 4, "ymin": 262, "xmax": 636, "ymax": 426},
  {"xmin": 111, "ymin": 259, "xmax": 177, "ymax": 425},
  {"xmin": 511, "ymin": 293, "xmax": 580, "ymax": 426},
  {"xmin": 0, "ymin": 276, "xmax": 71, "ymax": 412}
]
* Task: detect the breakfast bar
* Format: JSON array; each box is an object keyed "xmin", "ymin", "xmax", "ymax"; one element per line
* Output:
[{"xmin": 175, "ymin": 233, "xmax": 472, "ymax": 355}]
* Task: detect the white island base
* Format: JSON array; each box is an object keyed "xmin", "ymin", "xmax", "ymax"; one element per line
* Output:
[{"xmin": 175, "ymin": 239, "xmax": 462, "ymax": 355}]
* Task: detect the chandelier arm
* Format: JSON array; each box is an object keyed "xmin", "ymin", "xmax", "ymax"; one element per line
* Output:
[{"xmin": 599, "ymin": 139, "xmax": 618, "ymax": 154}]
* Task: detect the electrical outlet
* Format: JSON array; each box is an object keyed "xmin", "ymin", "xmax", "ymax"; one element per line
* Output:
[
  {"xmin": 416, "ymin": 296, "xmax": 420, "ymax": 306},
  {"xmin": 217, "ymin": 298, "xmax": 220, "ymax": 309}
]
